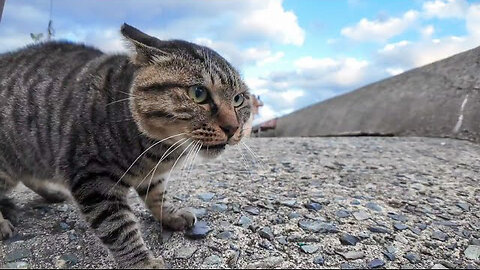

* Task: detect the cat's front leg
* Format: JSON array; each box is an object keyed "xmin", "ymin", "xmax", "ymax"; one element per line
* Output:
[
  {"xmin": 70, "ymin": 172, "xmax": 164, "ymax": 268},
  {"xmin": 137, "ymin": 179, "xmax": 196, "ymax": 231}
]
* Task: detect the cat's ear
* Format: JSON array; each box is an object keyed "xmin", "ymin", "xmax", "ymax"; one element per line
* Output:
[{"xmin": 120, "ymin": 23, "xmax": 171, "ymax": 65}]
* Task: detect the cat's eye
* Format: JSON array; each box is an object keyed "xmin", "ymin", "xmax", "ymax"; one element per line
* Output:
[
  {"xmin": 188, "ymin": 86, "xmax": 209, "ymax": 103},
  {"xmin": 233, "ymin": 93, "xmax": 245, "ymax": 107}
]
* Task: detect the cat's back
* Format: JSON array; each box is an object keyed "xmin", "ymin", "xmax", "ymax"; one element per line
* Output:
[{"xmin": 0, "ymin": 41, "xmax": 103, "ymax": 81}]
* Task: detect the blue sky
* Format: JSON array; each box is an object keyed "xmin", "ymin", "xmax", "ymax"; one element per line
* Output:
[{"xmin": 1, "ymin": 0, "xmax": 480, "ymax": 124}]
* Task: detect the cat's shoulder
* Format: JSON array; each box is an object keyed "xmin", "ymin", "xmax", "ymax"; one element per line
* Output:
[{"xmin": 3, "ymin": 40, "xmax": 104, "ymax": 59}]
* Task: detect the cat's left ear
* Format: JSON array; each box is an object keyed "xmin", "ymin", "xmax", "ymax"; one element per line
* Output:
[{"xmin": 120, "ymin": 23, "xmax": 171, "ymax": 65}]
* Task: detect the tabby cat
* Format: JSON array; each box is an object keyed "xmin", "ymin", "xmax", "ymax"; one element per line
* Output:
[{"xmin": 0, "ymin": 23, "xmax": 251, "ymax": 268}]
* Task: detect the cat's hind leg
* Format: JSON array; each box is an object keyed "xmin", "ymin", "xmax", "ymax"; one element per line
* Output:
[
  {"xmin": 0, "ymin": 174, "xmax": 18, "ymax": 240},
  {"xmin": 136, "ymin": 179, "xmax": 196, "ymax": 231}
]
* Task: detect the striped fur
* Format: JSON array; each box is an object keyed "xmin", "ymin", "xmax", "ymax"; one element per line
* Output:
[{"xmin": 0, "ymin": 24, "xmax": 251, "ymax": 268}]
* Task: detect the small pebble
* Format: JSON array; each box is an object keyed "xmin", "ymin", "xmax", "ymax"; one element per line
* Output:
[
  {"xmin": 185, "ymin": 221, "xmax": 212, "ymax": 239},
  {"xmin": 432, "ymin": 231, "xmax": 448, "ymax": 242},
  {"xmin": 353, "ymin": 211, "xmax": 370, "ymax": 221},
  {"xmin": 339, "ymin": 233, "xmax": 360, "ymax": 246},
  {"xmin": 365, "ymin": 202, "xmax": 383, "ymax": 212},
  {"xmin": 336, "ymin": 210, "xmax": 351, "ymax": 218},
  {"xmin": 211, "ymin": 203, "xmax": 228, "ymax": 212},
  {"xmin": 300, "ymin": 244, "xmax": 318, "ymax": 254},
  {"xmin": 464, "ymin": 245, "xmax": 480, "ymax": 260},
  {"xmin": 368, "ymin": 226, "xmax": 390, "ymax": 234},
  {"xmin": 304, "ymin": 202, "xmax": 322, "ymax": 211},
  {"xmin": 244, "ymin": 206, "xmax": 260, "ymax": 215},
  {"xmin": 258, "ymin": 227, "xmax": 274, "ymax": 241},
  {"xmin": 404, "ymin": 253, "xmax": 420, "ymax": 264},
  {"xmin": 367, "ymin": 258, "xmax": 385, "ymax": 269},
  {"xmin": 393, "ymin": 223, "xmax": 408, "ymax": 231},
  {"xmin": 198, "ymin": 193, "xmax": 215, "ymax": 202},
  {"xmin": 313, "ymin": 256, "xmax": 325, "ymax": 265}
]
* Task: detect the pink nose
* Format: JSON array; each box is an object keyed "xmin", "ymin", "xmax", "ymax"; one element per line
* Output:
[
  {"xmin": 220, "ymin": 124, "xmax": 239, "ymax": 138},
  {"xmin": 217, "ymin": 106, "xmax": 239, "ymax": 139}
]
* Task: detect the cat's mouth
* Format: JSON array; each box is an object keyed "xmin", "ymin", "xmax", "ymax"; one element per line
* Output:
[{"xmin": 200, "ymin": 143, "xmax": 226, "ymax": 157}]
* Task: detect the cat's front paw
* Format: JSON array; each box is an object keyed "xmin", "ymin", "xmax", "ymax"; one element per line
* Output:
[
  {"xmin": 0, "ymin": 219, "xmax": 14, "ymax": 240},
  {"xmin": 162, "ymin": 207, "xmax": 196, "ymax": 231},
  {"xmin": 131, "ymin": 257, "xmax": 166, "ymax": 269}
]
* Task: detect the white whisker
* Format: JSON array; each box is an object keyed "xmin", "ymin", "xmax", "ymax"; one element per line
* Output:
[
  {"xmin": 108, "ymin": 132, "xmax": 186, "ymax": 194},
  {"xmin": 136, "ymin": 137, "xmax": 188, "ymax": 190}
]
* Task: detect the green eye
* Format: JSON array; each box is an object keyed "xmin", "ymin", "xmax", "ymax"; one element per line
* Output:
[
  {"xmin": 233, "ymin": 93, "xmax": 245, "ymax": 107},
  {"xmin": 188, "ymin": 86, "xmax": 209, "ymax": 103}
]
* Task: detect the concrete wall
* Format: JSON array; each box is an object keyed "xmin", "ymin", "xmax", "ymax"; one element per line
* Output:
[{"xmin": 272, "ymin": 45, "xmax": 480, "ymax": 143}]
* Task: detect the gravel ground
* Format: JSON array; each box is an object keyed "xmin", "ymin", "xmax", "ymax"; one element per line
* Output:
[{"xmin": 1, "ymin": 137, "xmax": 479, "ymax": 269}]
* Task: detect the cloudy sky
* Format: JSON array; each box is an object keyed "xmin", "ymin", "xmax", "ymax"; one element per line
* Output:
[{"xmin": 1, "ymin": 0, "xmax": 480, "ymax": 124}]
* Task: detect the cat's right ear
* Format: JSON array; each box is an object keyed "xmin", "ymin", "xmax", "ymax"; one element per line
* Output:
[{"xmin": 120, "ymin": 23, "xmax": 171, "ymax": 66}]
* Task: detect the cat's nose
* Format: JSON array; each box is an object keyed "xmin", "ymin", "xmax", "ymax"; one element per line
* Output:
[{"xmin": 220, "ymin": 124, "xmax": 239, "ymax": 139}]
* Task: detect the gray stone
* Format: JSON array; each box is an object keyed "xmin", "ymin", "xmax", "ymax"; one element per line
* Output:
[
  {"xmin": 245, "ymin": 256, "xmax": 283, "ymax": 268},
  {"xmin": 259, "ymin": 239, "xmax": 274, "ymax": 250},
  {"xmin": 211, "ymin": 203, "xmax": 228, "ymax": 212},
  {"xmin": 59, "ymin": 254, "xmax": 79, "ymax": 267},
  {"xmin": 304, "ymin": 202, "xmax": 322, "ymax": 211},
  {"xmin": 432, "ymin": 231, "xmax": 448, "ymax": 242},
  {"xmin": 358, "ymin": 231, "xmax": 371, "ymax": 239},
  {"xmin": 351, "ymin": 199, "xmax": 361, "ymax": 205},
  {"xmin": 456, "ymin": 202, "xmax": 470, "ymax": 211},
  {"xmin": 339, "ymin": 234, "xmax": 360, "ymax": 246},
  {"xmin": 393, "ymin": 223, "xmax": 408, "ymax": 231},
  {"xmin": 185, "ymin": 221, "xmax": 212, "ymax": 239},
  {"xmin": 277, "ymin": 236, "xmax": 288, "ymax": 245},
  {"xmin": 367, "ymin": 259, "xmax": 385, "ymax": 269},
  {"xmin": 198, "ymin": 193, "xmax": 215, "ymax": 202},
  {"xmin": 4, "ymin": 262, "xmax": 29, "ymax": 269},
  {"xmin": 216, "ymin": 231, "xmax": 233, "ymax": 240},
  {"xmin": 464, "ymin": 245, "xmax": 480, "ymax": 260},
  {"xmin": 417, "ymin": 223, "xmax": 428, "ymax": 230},
  {"xmin": 404, "ymin": 253, "xmax": 420, "ymax": 264},
  {"xmin": 5, "ymin": 248, "xmax": 31, "ymax": 262},
  {"xmin": 353, "ymin": 211, "xmax": 370, "ymax": 221},
  {"xmin": 236, "ymin": 215, "xmax": 252, "ymax": 228},
  {"xmin": 313, "ymin": 256, "xmax": 325, "ymax": 265},
  {"xmin": 336, "ymin": 210, "xmax": 351, "ymax": 218},
  {"xmin": 191, "ymin": 208, "xmax": 207, "ymax": 218},
  {"xmin": 387, "ymin": 213, "xmax": 408, "ymax": 222},
  {"xmin": 298, "ymin": 219, "xmax": 339, "ymax": 233},
  {"xmin": 368, "ymin": 226, "xmax": 390, "ymax": 234},
  {"xmin": 203, "ymin": 255, "xmax": 223, "ymax": 266},
  {"xmin": 244, "ymin": 206, "xmax": 260, "ymax": 215},
  {"xmin": 432, "ymin": 263, "xmax": 448, "ymax": 269},
  {"xmin": 337, "ymin": 251, "xmax": 365, "ymax": 260},
  {"xmin": 340, "ymin": 263, "xmax": 356, "ymax": 269},
  {"xmin": 258, "ymin": 227, "xmax": 274, "ymax": 241},
  {"xmin": 175, "ymin": 247, "xmax": 197, "ymax": 259},
  {"xmin": 288, "ymin": 212, "xmax": 301, "ymax": 219},
  {"xmin": 280, "ymin": 200, "xmax": 297, "ymax": 208},
  {"xmin": 300, "ymin": 244, "xmax": 318, "ymax": 254},
  {"xmin": 383, "ymin": 251, "xmax": 395, "ymax": 261},
  {"xmin": 365, "ymin": 202, "xmax": 382, "ymax": 212}
]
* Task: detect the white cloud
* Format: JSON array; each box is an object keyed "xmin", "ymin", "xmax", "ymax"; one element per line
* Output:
[
  {"xmin": 422, "ymin": 0, "xmax": 469, "ymax": 19},
  {"xmin": 256, "ymin": 51, "xmax": 285, "ymax": 66},
  {"xmin": 420, "ymin": 25, "xmax": 435, "ymax": 38},
  {"xmin": 294, "ymin": 56, "xmax": 370, "ymax": 87},
  {"xmin": 385, "ymin": 68, "xmax": 405, "ymax": 76},
  {"xmin": 341, "ymin": 10, "xmax": 419, "ymax": 42},
  {"xmin": 466, "ymin": 3, "xmax": 480, "ymax": 40},
  {"xmin": 236, "ymin": 0, "xmax": 305, "ymax": 46}
]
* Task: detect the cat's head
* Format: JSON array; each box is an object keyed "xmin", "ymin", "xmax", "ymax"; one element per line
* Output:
[{"xmin": 121, "ymin": 23, "xmax": 251, "ymax": 158}]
